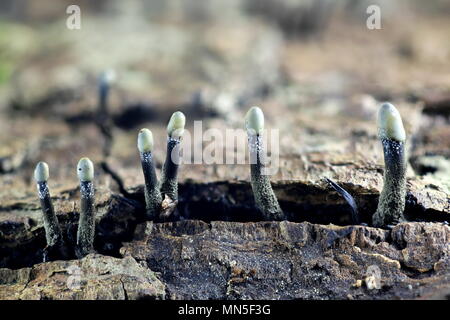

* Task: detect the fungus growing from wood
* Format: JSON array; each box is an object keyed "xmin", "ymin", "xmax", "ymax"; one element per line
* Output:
[
  {"xmin": 372, "ymin": 102, "xmax": 407, "ymax": 227},
  {"xmin": 76, "ymin": 157, "xmax": 96, "ymax": 257},
  {"xmin": 245, "ymin": 106, "xmax": 284, "ymax": 221},
  {"xmin": 34, "ymin": 161, "xmax": 67, "ymax": 260},
  {"xmin": 159, "ymin": 111, "xmax": 185, "ymax": 219},
  {"xmin": 138, "ymin": 128, "xmax": 162, "ymax": 219}
]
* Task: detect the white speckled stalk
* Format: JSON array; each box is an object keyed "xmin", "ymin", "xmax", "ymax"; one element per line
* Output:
[
  {"xmin": 373, "ymin": 103, "xmax": 407, "ymax": 227},
  {"xmin": 248, "ymin": 134, "xmax": 284, "ymax": 221},
  {"xmin": 140, "ymin": 151, "xmax": 162, "ymax": 219},
  {"xmin": 76, "ymin": 181, "xmax": 95, "ymax": 257},
  {"xmin": 160, "ymin": 136, "xmax": 181, "ymax": 202},
  {"xmin": 372, "ymin": 138, "xmax": 406, "ymax": 227},
  {"xmin": 159, "ymin": 112, "xmax": 185, "ymax": 204},
  {"xmin": 36, "ymin": 181, "xmax": 63, "ymax": 247},
  {"xmin": 76, "ymin": 158, "xmax": 95, "ymax": 257}
]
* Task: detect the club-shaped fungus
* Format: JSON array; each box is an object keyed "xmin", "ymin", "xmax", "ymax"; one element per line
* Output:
[
  {"xmin": 372, "ymin": 103, "xmax": 407, "ymax": 227},
  {"xmin": 76, "ymin": 157, "xmax": 96, "ymax": 257},
  {"xmin": 245, "ymin": 106, "xmax": 284, "ymax": 221},
  {"xmin": 159, "ymin": 111, "xmax": 185, "ymax": 219},
  {"xmin": 34, "ymin": 162, "xmax": 68, "ymax": 260},
  {"xmin": 138, "ymin": 128, "xmax": 162, "ymax": 219}
]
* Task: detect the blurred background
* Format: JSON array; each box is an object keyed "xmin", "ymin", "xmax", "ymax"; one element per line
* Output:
[{"xmin": 0, "ymin": 0, "xmax": 449, "ymax": 200}]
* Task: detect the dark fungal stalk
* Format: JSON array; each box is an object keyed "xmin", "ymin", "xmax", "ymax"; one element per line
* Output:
[
  {"xmin": 138, "ymin": 128, "xmax": 162, "ymax": 220},
  {"xmin": 76, "ymin": 157, "xmax": 96, "ymax": 258},
  {"xmin": 34, "ymin": 162, "xmax": 67, "ymax": 260},
  {"xmin": 245, "ymin": 106, "xmax": 284, "ymax": 221},
  {"xmin": 159, "ymin": 111, "xmax": 185, "ymax": 219},
  {"xmin": 97, "ymin": 70, "xmax": 116, "ymax": 157},
  {"xmin": 372, "ymin": 103, "xmax": 407, "ymax": 228},
  {"xmin": 98, "ymin": 70, "xmax": 116, "ymax": 118}
]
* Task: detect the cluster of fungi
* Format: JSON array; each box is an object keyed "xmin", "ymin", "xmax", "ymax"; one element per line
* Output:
[{"xmin": 34, "ymin": 74, "xmax": 407, "ymax": 261}]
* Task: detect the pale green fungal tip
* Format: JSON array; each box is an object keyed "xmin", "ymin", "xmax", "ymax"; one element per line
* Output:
[
  {"xmin": 167, "ymin": 111, "xmax": 186, "ymax": 138},
  {"xmin": 245, "ymin": 106, "xmax": 264, "ymax": 135},
  {"xmin": 100, "ymin": 69, "xmax": 116, "ymax": 85},
  {"xmin": 34, "ymin": 161, "xmax": 49, "ymax": 182},
  {"xmin": 378, "ymin": 103, "xmax": 406, "ymax": 142},
  {"xmin": 77, "ymin": 157, "xmax": 94, "ymax": 182},
  {"xmin": 138, "ymin": 128, "xmax": 154, "ymax": 153}
]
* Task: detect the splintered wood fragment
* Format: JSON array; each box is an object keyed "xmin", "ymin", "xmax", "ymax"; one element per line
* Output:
[
  {"xmin": 325, "ymin": 178, "xmax": 359, "ymax": 224},
  {"xmin": 160, "ymin": 194, "xmax": 178, "ymax": 221}
]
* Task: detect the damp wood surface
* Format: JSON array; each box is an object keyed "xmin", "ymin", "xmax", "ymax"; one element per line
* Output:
[{"xmin": 0, "ymin": 1, "xmax": 449, "ymax": 300}]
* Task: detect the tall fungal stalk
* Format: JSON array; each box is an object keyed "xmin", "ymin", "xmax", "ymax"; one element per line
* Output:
[
  {"xmin": 97, "ymin": 70, "xmax": 116, "ymax": 157},
  {"xmin": 372, "ymin": 103, "xmax": 407, "ymax": 228},
  {"xmin": 245, "ymin": 107, "xmax": 284, "ymax": 221},
  {"xmin": 34, "ymin": 162, "xmax": 68, "ymax": 259},
  {"xmin": 138, "ymin": 128, "xmax": 162, "ymax": 219},
  {"xmin": 76, "ymin": 157, "xmax": 96, "ymax": 257},
  {"xmin": 136, "ymin": 111, "xmax": 186, "ymax": 221},
  {"xmin": 159, "ymin": 111, "xmax": 185, "ymax": 219}
]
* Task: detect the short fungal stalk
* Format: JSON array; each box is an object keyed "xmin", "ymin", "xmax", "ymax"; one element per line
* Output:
[
  {"xmin": 245, "ymin": 107, "xmax": 284, "ymax": 221},
  {"xmin": 138, "ymin": 128, "xmax": 162, "ymax": 219},
  {"xmin": 76, "ymin": 157, "xmax": 96, "ymax": 257},
  {"xmin": 34, "ymin": 162, "xmax": 64, "ymax": 253},
  {"xmin": 372, "ymin": 103, "xmax": 407, "ymax": 228},
  {"xmin": 160, "ymin": 111, "xmax": 186, "ymax": 205}
]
